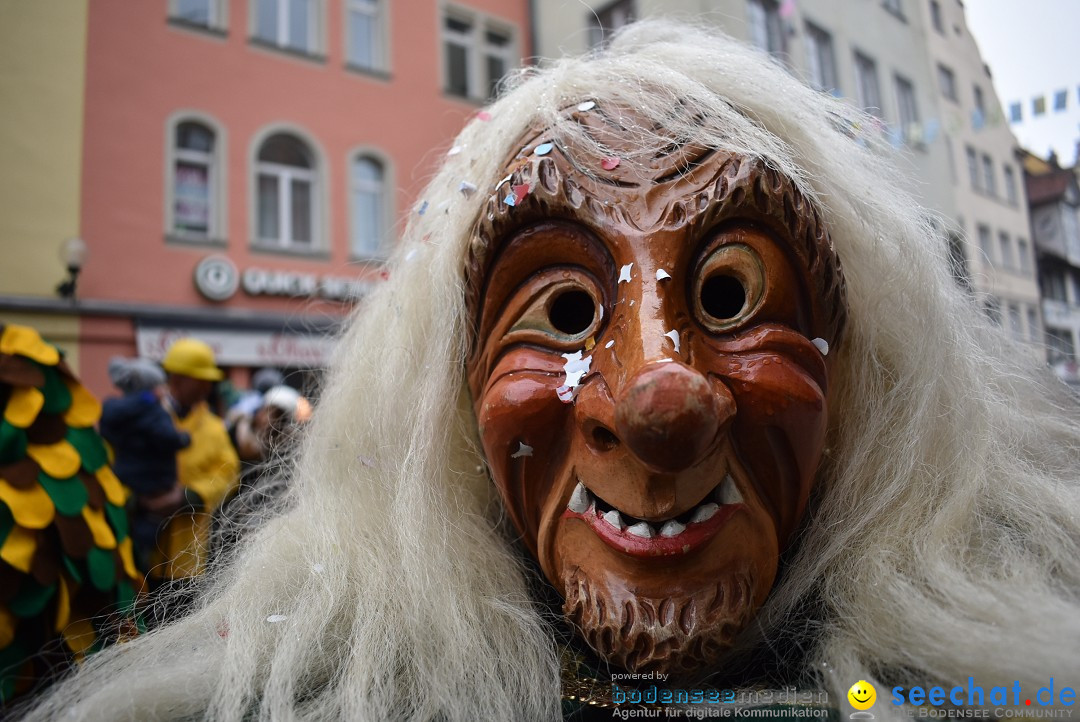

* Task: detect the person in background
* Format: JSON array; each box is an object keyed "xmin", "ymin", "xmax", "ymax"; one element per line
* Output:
[
  {"xmin": 228, "ymin": 367, "xmax": 284, "ymax": 422},
  {"xmin": 151, "ymin": 338, "xmax": 239, "ymax": 602},
  {"xmin": 98, "ymin": 357, "xmax": 190, "ymax": 572}
]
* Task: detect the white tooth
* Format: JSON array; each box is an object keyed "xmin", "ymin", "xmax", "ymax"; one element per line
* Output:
[
  {"xmin": 568, "ymin": 482, "xmax": 590, "ymax": 513},
  {"xmin": 660, "ymin": 520, "xmax": 686, "ymax": 537},
  {"xmin": 719, "ymin": 474, "xmax": 743, "ymax": 505},
  {"xmin": 690, "ymin": 503, "xmax": 719, "ymax": 523},
  {"xmin": 626, "ymin": 522, "xmax": 655, "ymax": 538},
  {"xmin": 602, "ymin": 510, "xmax": 625, "ymax": 530}
]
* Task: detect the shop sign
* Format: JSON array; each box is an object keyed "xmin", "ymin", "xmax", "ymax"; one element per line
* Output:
[{"xmin": 137, "ymin": 325, "xmax": 335, "ymax": 367}]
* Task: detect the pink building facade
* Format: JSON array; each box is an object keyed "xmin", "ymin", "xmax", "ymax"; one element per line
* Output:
[{"xmin": 71, "ymin": 0, "xmax": 530, "ymax": 398}]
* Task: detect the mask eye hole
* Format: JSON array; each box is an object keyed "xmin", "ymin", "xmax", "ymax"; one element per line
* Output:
[
  {"xmin": 692, "ymin": 242, "xmax": 765, "ymax": 333},
  {"xmin": 548, "ymin": 289, "xmax": 596, "ymax": 336},
  {"xmin": 700, "ymin": 274, "xmax": 746, "ymax": 321}
]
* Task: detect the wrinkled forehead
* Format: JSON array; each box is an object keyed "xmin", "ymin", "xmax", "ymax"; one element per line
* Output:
[{"xmin": 465, "ymin": 102, "xmax": 848, "ymax": 343}]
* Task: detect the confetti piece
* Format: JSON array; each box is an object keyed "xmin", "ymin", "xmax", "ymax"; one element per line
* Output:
[
  {"xmin": 405, "ymin": 249, "xmax": 418, "ymax": 262},
  {"xmin": 476, "ymin": 111, "xmax": 492, "ymax": 121},
  {"xmin": 597, "ymin": 304, "xmax": 604, "ymax": 321},
  {"xmin": 379, "ymin": 270, "xmax": 390, "ymax": 281},
  {"xmin": 562, "ymin": 351, "xmax": 592, "ymax": 387},
  {"xmin": 605, "ymin": 340, "xmax": 615, "ymax": 349},
  {"xmin": 584, "ymin": 336, "xmax": 596, "ymax": 350},
  {"xmin": 618, "ymin": 263, "xmax": 633, "ymax": 283},
  {"xmin": 217, "ymin": 621, "xmax": 229, "ymax": 638},
  {"xmin": 511, "ymin": 184, "xmax": 530, "ymax": 204},
  {"xmin": 447, "ymin": 146, "xmax": 463, "ymax": 156},
  {"xmin": 556, "ymin": 386, "xmax": 578, "ymax": 403},
  {"xmin": 459, "ymin": 181, "xmax": 477, "ymax": 197},
  {"xmin": 510, "ymin": 442, "xmax": 533, "ymax": 458},
  {"xmin": 601, "ymin": 157, "xmax": 621, "ymax": 170},
  {"xmin": 495, "ymin": 173, "xmax": 513, "ymax": 190},
  {"xmin": 266, "ymin": 615, "xmax": 288, "ymax": 624},
  {"xmin": 630, "ymin": 300, "xmax": 635, "ymax": 306},
  {"xmin": 534, "ymin": 143, "xmax": 554, "ymax": 156},
  {"xmin": 812, "ymin": 338, "xmax": 830, "ymax": 356},
  {"xmin": 504, "ymin": 193, "xmax": 516, "ymax": 206},
  {"xmin": 312, "ymin": 563, "xmax": 325, "ymax": 574},
  {"xmin": 577, "ymin": 100, "xmax": 596, "ymax": 112},
  {"xmin": 665, "ymin": 330, "xmax": 681, "ymax": 354},
  {"xmin": 417, "ymin": 200, "xmax": 429, "ymax": 216},
  {"xmin": 656, "ymin": 269, "xmax": 671, "ymax": 281},
  {"xmin": 358, "ymin": 455, "xmax": 376, "ymax": 468},
  {"xmin": 657, "ymin": 358, "xmax": 674, "ymax": 363}
]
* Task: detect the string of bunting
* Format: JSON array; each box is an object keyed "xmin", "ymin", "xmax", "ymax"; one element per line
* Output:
[{"xmin": 1007, "ymin": 87, "xmax": 1080, "ymax": 125}]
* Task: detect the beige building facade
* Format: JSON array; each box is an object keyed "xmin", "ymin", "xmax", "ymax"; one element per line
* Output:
[{"xmin": 533, "ymin": 0, "xmax": 1042, "ymax": 353}]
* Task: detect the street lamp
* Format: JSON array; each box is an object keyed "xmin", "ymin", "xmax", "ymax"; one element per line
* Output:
[{"xmin": 56, "ymin": 237, "xmax": 88, "ymax": 300}]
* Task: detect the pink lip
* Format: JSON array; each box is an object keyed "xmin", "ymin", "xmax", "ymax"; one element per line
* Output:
[{"xmin": 562, "ymin": 503, "xmax": 740, "ymax": 558}]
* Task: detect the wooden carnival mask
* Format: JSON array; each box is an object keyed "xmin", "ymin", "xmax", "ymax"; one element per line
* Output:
[{"xmin": 465, "ymin": 105, "xmax": 847, "ymax": 675}]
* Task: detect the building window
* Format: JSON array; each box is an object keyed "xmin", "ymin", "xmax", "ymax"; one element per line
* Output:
[
  {"xmin": 998, "ymin": 231, "xmax": 1012, "ymax": 270},
  {"xmin": 1017, "ymin": 237, "xmax": 1031, "ymax": 274},
  {"xmin": 443, "ymin": 9, "xmax": 516, "ymax": 101},
  {"xmin": 882, "ymin": 0, "xmax": 904, "ymax": 19},
  {"xmin": 346, "ymin": 0, "xmax": 384, "ymax": 71},
  {"xmin": 1007, "ymin": 302, "xmax": 1022, "ymax": 340},
  {"xmin": 981, "ymin": 154, "xmax": 996, "ymax": 196},
  {"xmin": 984, "ymin": 296, "xmax": 1001, "ymax": 326},
  {"xmin": 254, "ymin": 0, "xmax": 322, "ymax": 55},
  {"xmin": 854, "ymin": 52, "xmax": 882, "ymax": 117},
  {"xmin": 804, "ymin": 22, "xmax": 837, "ymax": 93},
  {"xmin": 973, "ymin": 84, "xmax": 985, "ymax": 116},
  {"xmin": 937, "ymin": 63, "xmax": 956, "ymax": 101},
  {"xmin": 1027, "ymin": 307, "xmax": 1039, "ymax": 344},
  {"xmin": 977, "ymin": 224, "xmax": 993, "ymax": 265},
  {"xmin": 349, "ymin": 154, "xmax": 387, "ymax": 257},
  {"xmin": 1043, "ymin": 268, "xmax": 1067, "ymax": 302},
  {"xmin": 747, "ymin": 0, "xmax": 785, "ymax": 58},
  {"xmin": 1047, "ymin": 328, "xmax": 1075, "ymax": 362},
  {"xmin": 171, "ymin": 0, "xmax": 227, "ymax": 29},
  {"xmin": 255, "ymin": 132, "xmax": 318, "ymax": 249},
  {"xmin": 1004, "ymin": 165, "xmax": 1018, "ymax": 204},
  {"xmin": 929, "ymin": 0, "xmax": 944, "ymax": 33},
  {"xmin": 170, "ymin": 119, "xmax": 223, "ymax": 239},
  {"xmin": 588, "ymin": 0, "xmax": 635, "ymax": 48},
  {"xmin": 966, "ymin": 145, "xmax": 979, "ymax": 190},
  {"xmin": 946, "ymin": 231, "xmax": 970, "ymax": 291},
  {"xmin": 894, "ymin": 75, "xmax": 919, "ymax": 141}
]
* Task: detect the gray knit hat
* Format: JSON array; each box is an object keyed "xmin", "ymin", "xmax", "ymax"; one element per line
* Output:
[{"xmin": 108, "ymin": 356, "xmax": 166, "ymax": 394}]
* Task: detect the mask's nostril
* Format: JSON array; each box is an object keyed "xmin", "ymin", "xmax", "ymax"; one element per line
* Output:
[{"xmin": 587, "ymin": 423, "xmax": 620, "ymax": 452}]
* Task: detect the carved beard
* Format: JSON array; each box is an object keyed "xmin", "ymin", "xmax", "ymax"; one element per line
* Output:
[{"xmin": 562, "ymin": 567, "xmax": 756, "ymax": 676}]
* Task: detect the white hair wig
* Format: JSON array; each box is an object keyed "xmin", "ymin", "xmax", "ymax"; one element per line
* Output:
[{"xmin": 23, "ymin": 19, "xmax": 1080, "ymax": 721}]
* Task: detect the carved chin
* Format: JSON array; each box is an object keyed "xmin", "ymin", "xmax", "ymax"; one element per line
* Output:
[{"xmin": 562, "ymin": 568, "xmax": 755, "ymax": 676}]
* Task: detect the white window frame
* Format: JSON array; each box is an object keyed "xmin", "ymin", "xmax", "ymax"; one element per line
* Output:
[
  {"xmin": 347, "ymin": 148, "xmax": 395, "ymax": 259},
  {"xmin": 251, "ymin": 0, "xmax": 324, "ymax": 56},
  {"xmin": 169, "ymin": 0, "xmax": 229, "ymax": 30},
  {"xmin": 804, "ymin": 21, "xmax": 837, "ymax": 93},
  {"xmin": 965, "ymin": 146, "xmax": 980, "ymax": 190},
  {"xmin": 1017, "ymin": 237, "xmax": 1031, "ymax": 274},
  {"xmin": 977, "ymin": 224, "xmax": 993, "ymax": 266},
  {"xmin": 441, "ymin": 6, "xmax": 518, "ymax": 102},
  {"xmin": 747, "ymin": 0, "xmax": 785, "ymax": 58},
  {"xmin": 164, "ymin": 111, "xmax": 227, "ymax": 243},
  {"xmin": 981, "ymin": 153, "xmax": 996, "ymax": 196},
  {"xmin": 894, "ymin": 74, "xmax": 919, "ymax": 140},
  {"xmin": 588, "ymin": 0, "xmax": 636, "ymax": 48},
  {"xmin": 937, "ymin": 63, "xmax": 956, "ymax": 101},
  {"xmin": 249, "ymin": 125, "xmax": 328, "ymax": 254},
  {"xmin": 998, "ymin": 231, "xmax": 1013, "ymax": 270},
  {"xmin": 853, "ymin": 51, "xmax": 882, "ymax": 118},
  {"xmin": 1004, "ymin": 165, "xmax": 1018, "ymax": 204},
  {"xmin": 345, "ymin": 0, "xmax": 388, "ymax": 71}
]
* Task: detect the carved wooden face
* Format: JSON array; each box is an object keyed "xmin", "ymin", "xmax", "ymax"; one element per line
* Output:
[{"xmin": 465, "ymin": 108, "xmax": 846, "ymax": 675}]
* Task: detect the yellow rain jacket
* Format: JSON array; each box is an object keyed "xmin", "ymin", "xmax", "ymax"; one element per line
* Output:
[{"xmin": 152, "ymin": 401, "xmax": 239, "ymax": 579}]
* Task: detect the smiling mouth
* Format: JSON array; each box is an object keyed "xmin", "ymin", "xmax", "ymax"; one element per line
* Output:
[{"xmin": 562, "ymin": 474, "xmax": 744, "ymax": 558}]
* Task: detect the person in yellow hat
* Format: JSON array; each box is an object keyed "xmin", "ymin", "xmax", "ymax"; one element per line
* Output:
[{"xmin": 151, "ymin": 338, "xmax": 239, "ymax": 607}]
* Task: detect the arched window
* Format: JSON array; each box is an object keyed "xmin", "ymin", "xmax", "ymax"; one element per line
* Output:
[
  {"xmin": 350, "ymin": 155, "xmax": 385, "ymax": 257},
  {"xmin": 256, "ymin": 133, "xmax": 317, "ymax": 248},
  {"xmin": 172, "ymin": 120, "xmax": 220, "ymax": 238}
]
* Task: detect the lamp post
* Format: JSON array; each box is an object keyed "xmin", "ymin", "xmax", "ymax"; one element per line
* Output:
[{"xmin": 56, "ymin": 237, "xmax": 88, "ymax": 299}]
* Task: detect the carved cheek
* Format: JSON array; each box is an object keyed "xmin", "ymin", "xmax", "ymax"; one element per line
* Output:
[
  {"xmin": 476, "ymin": 349, "xmax": 576, "ymax": 554},
  {"xmin": 720, "ymin": 352, "xmax": 828, "ymax": 545}
]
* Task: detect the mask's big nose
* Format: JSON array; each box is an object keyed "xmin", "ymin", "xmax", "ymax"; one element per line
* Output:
[{"xmin": 614, "ymin": 362, "xmax": 732, "ymax": 473}]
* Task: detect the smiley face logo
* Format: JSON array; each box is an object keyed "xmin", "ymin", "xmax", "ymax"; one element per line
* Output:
[{"xmin": 847, "ymin": 680, "xmax": 877, "ymax": 710}]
